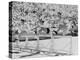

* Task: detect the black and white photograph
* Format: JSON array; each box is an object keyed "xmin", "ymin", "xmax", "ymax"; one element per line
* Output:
[{"xmin": 9, "ymin": 1, "xmax": 78, "ymax": 59}]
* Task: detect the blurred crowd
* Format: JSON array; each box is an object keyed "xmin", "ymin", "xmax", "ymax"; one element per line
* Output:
[{"xmin": 10, "ymin": 1, "xmax": 78, "ymax": 38}]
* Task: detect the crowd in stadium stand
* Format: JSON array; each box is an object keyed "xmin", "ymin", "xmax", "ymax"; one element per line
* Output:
[{"xmin": 11, "ymin": 2, "xmax": 78, "ymax": 38}]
